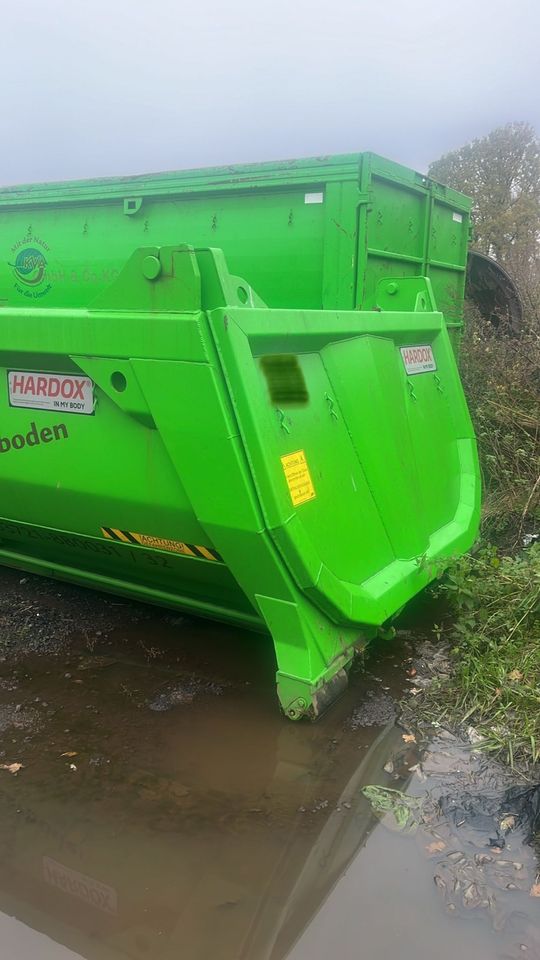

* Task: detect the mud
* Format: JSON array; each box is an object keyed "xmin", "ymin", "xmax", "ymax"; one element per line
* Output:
[
  {"xmin": 346, "ymin": 689, "xmax": 397, "ymax": 728},
  {"xmin": 148, "ymin": 677, "xmax": 225, "ymax": 711},
  {"xmin": 0, "ymin": 567, "xmax": 537, "ymax": 960},
  {"xmin": 0, "ymin": 572, "xmax": 143, "ymax": 657}
]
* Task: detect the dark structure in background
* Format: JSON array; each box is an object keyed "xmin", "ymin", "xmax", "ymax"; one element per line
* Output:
[{"xmin": 467, "ymin": 251, "xmax": 524, "ymax": 332}]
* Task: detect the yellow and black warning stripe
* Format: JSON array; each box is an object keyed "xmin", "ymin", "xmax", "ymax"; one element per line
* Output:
[{"xmin": 101, "ymin": 527, "xmax": 223, "ymax": 562}]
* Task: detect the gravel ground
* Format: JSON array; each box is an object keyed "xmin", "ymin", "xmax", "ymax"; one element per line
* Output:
[{"xmin": 0, "ymin": 567, "xmax": 149, "ymax": 660}]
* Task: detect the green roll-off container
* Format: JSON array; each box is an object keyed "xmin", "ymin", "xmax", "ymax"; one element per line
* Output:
[{"xmin": 0, "ymin": 152, "xmax": 480, "ymax": 718}]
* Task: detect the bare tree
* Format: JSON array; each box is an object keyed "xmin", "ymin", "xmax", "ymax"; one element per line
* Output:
[{"xmin": 430, "ymin": 123, "xmax": 540, "ymax": 328}]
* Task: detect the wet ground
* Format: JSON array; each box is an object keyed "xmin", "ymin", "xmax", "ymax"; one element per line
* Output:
[{"xmin": 0, "ymin": 568, "xmax": 538, "ymax": 960}]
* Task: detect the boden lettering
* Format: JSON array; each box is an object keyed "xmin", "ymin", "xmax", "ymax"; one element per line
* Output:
[{"xmin": 0, "ymin": 421, "xmax": 68, "ymax": 454}]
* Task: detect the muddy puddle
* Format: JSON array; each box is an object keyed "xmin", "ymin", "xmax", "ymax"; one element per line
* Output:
[{"xmin": 0, "ymin": 569, "xmax": 537, "ymax": 960}]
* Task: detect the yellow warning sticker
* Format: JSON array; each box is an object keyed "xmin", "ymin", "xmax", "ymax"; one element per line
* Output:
[
  {"xmin": 280, "ymin": 449, "xmax": 316, "ymax": 507},
  {"xmin": 100, "ymin": 528, "xmax": 222, "ymax": 562}
]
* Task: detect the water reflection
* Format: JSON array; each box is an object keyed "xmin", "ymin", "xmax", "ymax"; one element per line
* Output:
[
  {"xmin": 0, "ymin": 576, "xmax": 537, "ymax": 960},
  {"xmin": 0, "ymin": 583, "xmax": 407, "ymax": 960}
]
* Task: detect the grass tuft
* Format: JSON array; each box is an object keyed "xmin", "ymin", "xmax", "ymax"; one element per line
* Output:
[{"xmin": 425, "ymin": 545, "xmax": 540, "ymax": 768}]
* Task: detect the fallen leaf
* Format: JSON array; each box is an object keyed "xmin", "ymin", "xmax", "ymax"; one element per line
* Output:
[
  {"xmin": 426, "ymin": 839, "xmax": 447, "ymax": 854},
  {"xmin": 0, "ymin": 763, "xmax": 24, "ymax": 775},
  {"xmin": 467, "ymin": 725, "xmax": 484, "ymax": 744},
  {"xmin": 407, "ymin": 667, "xmax": 417, "ymax": 677},
  {"xmin": 508, "ymin": 670, "xmax": 524, "ymax": 682},
  {"xmin": 402, "ymin": 733, "xmax": 416, "ymax": 743},
  {"xmin": 530, "ymin": 883, "xmax": 540, "ymax": 897},
  {"xmin": 60, "ymin": 751, "xmax": 78, "ymax": 758},
  {"xmin": 410, "ymin": 688, "xmax": 421, "ymax": 696},
  {"xmin": 499, "ymin": 814, "xmax": 516, "ymax": 833}
]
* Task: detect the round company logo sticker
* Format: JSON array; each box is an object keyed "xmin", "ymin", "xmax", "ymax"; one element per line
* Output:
[{"xmin": 9, "ymin": 235, "xmax": 52, "ymax": 299}]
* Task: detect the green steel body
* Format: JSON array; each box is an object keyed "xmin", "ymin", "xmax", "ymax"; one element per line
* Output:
[{"xmin": 0, "ymin": 153, "xmax": 480, "ymax": 717}]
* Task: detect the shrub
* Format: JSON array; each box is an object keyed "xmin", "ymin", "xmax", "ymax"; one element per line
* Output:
[
  {"xmin": 459, "ymin": 306, "xmax": 540, "ymax": 538},
  {"xmin": 431, "ymin": 545, "xmax": 540, "ymax": 768}
]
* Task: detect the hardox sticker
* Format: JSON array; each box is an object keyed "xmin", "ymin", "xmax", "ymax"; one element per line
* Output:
[
  {"xmin": 43, "ymin": 857, "xmax": 118, "ymax": 915},
  {"xmin": 8, "ymin": 371, "xmax": 94, "ymax": 415},
  {"xmin": 400, "ymin": 345, "xmax": 437, "ymax": 375}
]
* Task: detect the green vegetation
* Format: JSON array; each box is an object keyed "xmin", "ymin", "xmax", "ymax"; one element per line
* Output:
[
  {"xmin": 428, "ymin": 545, "xmax": 540, "ymax": 768},
  {"xmin": 459, "ymin": 307, "xmax": 540, "ymax": 535},
  {"xmin": 433, "ymin": 121, "xmax": 540, "ymax": 533},
  {"xmin": 414, "ymin": 124, "xmax": 540, "ymax": 768},
  {"xmin": 421, "ymin": 311, "xmax": 540, "ymax": 765}
]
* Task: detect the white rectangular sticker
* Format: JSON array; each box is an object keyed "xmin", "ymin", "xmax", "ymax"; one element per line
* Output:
[
  {"xmin": 8, "ymin": 371, "xmax": 94, "ymax": 415},
  {"xmin": 304, "ymin": 192, "xmax": 324, "ymax": 204},
  {"xmin": 452, "ymin": 212, "xmax": 463, "ymax": 223},
  {"xmin": 401, "ymin": 345, "xmax": 437, "ymax": 375}
]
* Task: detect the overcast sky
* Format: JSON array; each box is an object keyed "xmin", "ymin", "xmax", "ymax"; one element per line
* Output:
[{"xmin": 2, "ymin": 0, "xmax": 539, "ymax": 186}]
